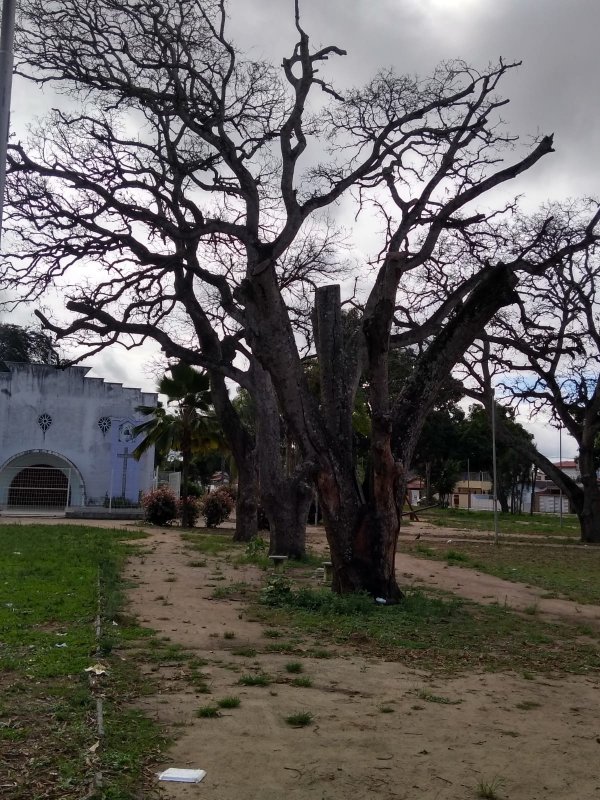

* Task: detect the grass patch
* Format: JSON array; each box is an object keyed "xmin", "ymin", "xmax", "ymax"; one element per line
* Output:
[
  {"xmin": 420, "ymin": 508, "xmax": 579, "ymax": 537},
  {"xmin": 515, "ymin": 700, "xmax": 542, "ymax": 710},
  {"xmin": 263, "ymin": 628, "xmax": 282, "ymax": 638},
  {"xmin": 285, "ymin": 661, "xmax": 303, "ymax": 673},
  {"xmin": 264, "ymin": 641, "xmax": 299, "ymax": 654},
  {"xmin": 256, "ymin": 581, "xmax": 600, "ymax": 674},
  {"xmin": 231, "ymin": 646, "xmax": 257, "ymax": 657},
  {"xmin": 197, "ymin": 705, "xmax": 220, "ymax": 718},
  {"xmin": 212, "ymin": 582, "xmax": 251, "ymax": 600},
  {"xmin": 416, "ymin": 688, "xmax": 462, "ymax": 705},
  {"xmin": 445, "ymin": 549, "xmax": 469, "ymax": 563},
  {"xmin": 291, "ymin": 676, "xmax": 313, "ymax": 688},
  {"xmin": 181, "ymin": 529, "xmax": 238, "ymax": 555},
  {"xmin": 217, "ymin": 696, "xmax": 241, "ymax": 709},
  {"xmin": 477, "ymin": 776, "xmax": 505, "ymax": 799},
  {"xmin": 401, "ymin": 539, "xmax": 600, "ymax": 605},
  {"xmin": 284, "ymin": 711, "xmax": 313, "ymax": 727},
  {"xmin": 0, "ymin": 523, "xmax": 165, "ymax": 799},
  {"xmin": 238, "ymin": 673, "xmax": 271, "ymax": 686},
  {"xmin": 306, "ymin": 647, "xmax": 333, "ymax": 659}
]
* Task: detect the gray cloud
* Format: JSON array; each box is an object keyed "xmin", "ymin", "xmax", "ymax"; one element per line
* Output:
[{"xmin": 7, "ymin": 0, "xmax": 599, "ymax": 400}]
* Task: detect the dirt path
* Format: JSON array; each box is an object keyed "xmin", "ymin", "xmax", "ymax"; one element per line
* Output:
[
  {"xmin": 121, "ymin": 528, "xmax": 600, "ymax": 800},
  {"xmin": 4, "ymin": 515, "xmax": 600, "ymax": 798},
  {"xmin": 397, "ymin": 552, "xmax": 600, "ymax": 628}
]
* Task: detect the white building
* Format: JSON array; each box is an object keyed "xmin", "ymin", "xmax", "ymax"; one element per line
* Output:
[{"xmin": 0, "ymin": 362, "xmax": 156, "ymax": 512}]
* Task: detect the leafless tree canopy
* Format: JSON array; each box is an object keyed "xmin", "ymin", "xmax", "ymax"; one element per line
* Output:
[{"xmin": 3, "ymin": 0, "xmax": 600, "ymax": 588}]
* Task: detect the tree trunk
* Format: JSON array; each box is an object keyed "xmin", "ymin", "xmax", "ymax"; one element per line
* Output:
[
  {"xmin": 243, "ymin": 262, "xmax": 522, "ymax": 597},
  {"xmin": 209, "ymin": 372, "xmax": 258, "ymax": 542},
  {"xmin": 317, "ymin": 463, "xmax": 404, "ymax": 600},
  {"xmin": 315, "ymin": 283, "xmax": 404, "ymax": 600},
  {"xmin": 180, "ymin": 415, "xmax": 194, "ymax": 527},
  {"xmin": 252, "ymin": 363, "xmax": 311, "ymax": 558},
  {"xmin": 497, "ymin": 486, "xmax": 509, "ymax": 514},
  {"xmin": 262, "ymin": 477, "xmax": 312, "ymax": 558},
  {"xmin": 530, "ymin": 466, "xmax": 537, "ymax": 515},
  {"xmin": 576, "ymin": 444, "xmax": 600, "ymax": 542},
  {"xmin": 234, "ymin": 457, "xmax": 259, "ymax": 542}
]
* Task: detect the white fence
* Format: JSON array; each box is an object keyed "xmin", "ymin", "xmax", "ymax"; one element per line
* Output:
[{"xmin": 538, "ymin": 495, "xmax": 570, "ymax": 514}]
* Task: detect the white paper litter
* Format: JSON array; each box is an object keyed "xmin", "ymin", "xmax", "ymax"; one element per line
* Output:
[
  {"xmin": 158, "ymin": 768, "xmax": 206, "ymax": 783},
  {"xmin": 84, "ymin": 663, "xmax": 108, "ymax": 676}
]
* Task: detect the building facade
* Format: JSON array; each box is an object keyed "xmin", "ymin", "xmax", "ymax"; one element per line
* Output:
[{"xmin": 0, "ymin": 362, "xmax": 156, "ymax": 511}]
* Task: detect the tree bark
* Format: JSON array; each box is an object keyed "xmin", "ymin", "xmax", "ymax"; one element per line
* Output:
[
  {"xmin": 234, "ymin": 456, "xmax": 259, "ymax": 542},
  {"xmin": 315, "ymin": 283, "xmax": 404, "ymax": 600},
  {"xmin": 210, "ymin": 372, "xmax": 258, "ymax": 542},
  {"xmin": 252, "ymin": 363, "xmax": 311, "ymax": 558},
  {"xmin": 576, "ymin": 441, "xmax": 600, "ymax": 543},
  {"xmin": 180, "ymin": 411, "xmax": 194, "ymax": 527}
]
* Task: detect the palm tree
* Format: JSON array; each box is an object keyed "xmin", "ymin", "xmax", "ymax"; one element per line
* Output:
[{"xmin": 134, "ymin": 362, "xmax": 224, "ymax": 526}]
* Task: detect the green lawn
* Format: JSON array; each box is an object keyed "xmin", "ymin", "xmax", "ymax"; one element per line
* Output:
[
  {"xmin": 418, "ymin": 508, "xmax": 580, "ymax": 538},
  {"xmin": 0, "ymin": 524, "xmax": 163, "ymax": 800}
]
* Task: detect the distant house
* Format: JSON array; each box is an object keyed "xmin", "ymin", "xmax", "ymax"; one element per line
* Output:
[
  {"xmin": 208, "ymin": 470, "xmax": 230, "ymax": 492},
  {"xmin": 406, "ymin": 476, "xmax": 424, "ymax": 507},
  {"xmin": 408, "ymin": 471, "xmax": 494, "ymax": 511},
  {"xmin": 452, "ymin": 471, "xmax": 493, "ymax": 510},
  {"xmin": 531, "ymin": 460, "xmax": 579, "ymax": 514}
]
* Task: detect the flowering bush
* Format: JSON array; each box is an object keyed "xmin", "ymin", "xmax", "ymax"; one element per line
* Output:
[
  {"xmin": 141, "ymin": 486, "xmax": 178, "ymax": 525},
  {"xmin": 200, "ymin": 488, "xmax": 235, "ymax": 528},
  {"xmin": 178, "ymin": 495, "xmax": 201, "ymax": 527},
  {"xmin": 214, "ymin": 483, "xmax": 236, "ymax": 503}
]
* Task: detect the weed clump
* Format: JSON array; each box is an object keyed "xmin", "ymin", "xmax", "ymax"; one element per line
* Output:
[
  {"xmin": 197, "ymin": 705, "xmax": 220, "ymax": 718},
  {"xmin": 260, "ymin": 577, "xmax": 373, "ymax": 615},
  {"xmin": 284, "ymin": 711, "xmax": 313, "ymax": 727}
]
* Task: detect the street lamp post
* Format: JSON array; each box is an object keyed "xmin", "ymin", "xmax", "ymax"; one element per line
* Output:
[{"xmin": 0, "ymin": 0, "xmax": 17, "ymax": 246}]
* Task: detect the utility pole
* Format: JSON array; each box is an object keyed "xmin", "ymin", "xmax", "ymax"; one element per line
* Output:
[
  {"xmin": 0, "ymin": 0, "xmax": 16, "ymax": 246},
  {"xmin": 491, "ymin": 388, "xmax": 499, "ymax": 545},
  {"xmin": 559, "ymin": 424, "xmax": 563, "ymax": 527}
]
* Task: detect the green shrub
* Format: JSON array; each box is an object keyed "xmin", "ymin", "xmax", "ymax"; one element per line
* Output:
[
  {"xmin": 200, "ymin": 489, "xmax": 235, "ymax": 528},
  {"xmin": 178, "ymin": 496, "xmax": 201, "ymax": 526},
  {"xmin": 141, "ymin": 486, "xmax": 178, "ymax": 525}
]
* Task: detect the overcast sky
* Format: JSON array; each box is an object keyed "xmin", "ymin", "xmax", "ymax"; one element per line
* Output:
[{"xmin": 7, "ymin": 0, "xmax": 599, "ymax": 458}]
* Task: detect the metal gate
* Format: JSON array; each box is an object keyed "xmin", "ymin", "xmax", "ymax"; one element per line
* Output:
[{"xmin": 0, "ymin": 464, "xmax": 73, "ymax": 513}]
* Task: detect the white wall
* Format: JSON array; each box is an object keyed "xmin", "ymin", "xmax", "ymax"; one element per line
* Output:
[{"xmin": 0, "ymin": 363, "xmax": 156, "ymax": 505}]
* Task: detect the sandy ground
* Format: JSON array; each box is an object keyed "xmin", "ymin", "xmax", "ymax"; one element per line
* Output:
[
  {"xmin": 124, "ymin": 526, "xmax": 599, "ymax": 800},
  {"xmin": 4, "ymin": 515, "xmax": 600, "ymax": 799}
]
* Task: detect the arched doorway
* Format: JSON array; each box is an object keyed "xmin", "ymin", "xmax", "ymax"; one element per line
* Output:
[
  {"xmin": 0, "ymin": 451, "xmax": 85, "ymax": 511},
  {"xmin": 7, "ymin": 464, "xmax": 71, "ymax": 508}
]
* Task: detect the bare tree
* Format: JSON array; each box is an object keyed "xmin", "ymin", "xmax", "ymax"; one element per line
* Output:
[
  {"xmin": 461, "ymin": 221, "xmax": 600, "ymax": 541},
  {"xmin": 3, "ymin": 0, "xmax": 599, "ymax": 596}
]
